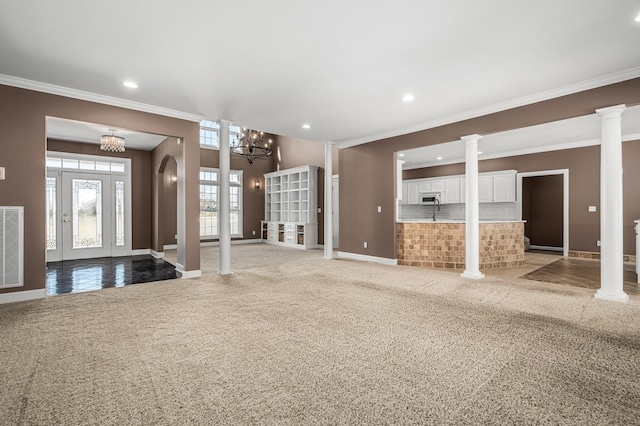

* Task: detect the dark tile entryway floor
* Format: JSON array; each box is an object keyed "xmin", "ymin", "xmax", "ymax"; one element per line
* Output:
[{"xmin": 46, "ymin": 255, "xmax": 177, "ymax": 296}]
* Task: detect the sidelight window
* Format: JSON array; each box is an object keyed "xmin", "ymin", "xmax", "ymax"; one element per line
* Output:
[{"xmin": 199, "ymin": 168, "xmax": 243, "ymax": 238}]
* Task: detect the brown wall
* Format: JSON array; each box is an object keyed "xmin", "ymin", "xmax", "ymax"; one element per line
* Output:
[
  {"xmin": 162, "ymin": 157, "xmax": 178, "ymax": 246},
  {"xmin": 340, "ymin": 142, "xmax": 396, "ymax": 257},
  {"xmin": 46, "ymin": 139, "xmax": 153, "ymax": 250},
  {"xmin": 403, "ymin": 141, "xmax": 640, "ymax": 255},
  {"xmin": 275, "ymin": 136, "xmax": 339, "ymax": 246},
  {"xmin": 522, "ymin": 175, "xmax": 564, "ymax": 248},
  {"xmin": 340, "ymin": 78, "xmax": 640, "ymax": 259},
  {"xmin": 0, "ymin": 84, "xmax": 200, "ymax": 295},
  {"xmin": 151, "ymin": 137, "xmax": 181, "ymax": 253}
]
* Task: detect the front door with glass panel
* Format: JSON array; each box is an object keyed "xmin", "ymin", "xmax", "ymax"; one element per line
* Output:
[
  {"xmin": 61, "ymin": 172, "xmax": 112, "ymax": 260},
  {"xmin": 46, "ymin": 153, "xmax": 131, "ymax": 262}
]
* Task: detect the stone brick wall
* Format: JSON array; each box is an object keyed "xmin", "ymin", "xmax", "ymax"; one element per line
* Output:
[
  {"xmin": 397, "ymin": 222, "xmax": 525, "ymax": 270},
  {"xmin": 568, "ymin": 250, "xmax": 636, "ymax": 263},
  {"xmin": 480, "ymin": 223, "xmax": 526, "ymax": 268}
]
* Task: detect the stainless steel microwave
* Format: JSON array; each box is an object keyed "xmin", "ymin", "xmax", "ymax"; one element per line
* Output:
[{"xmin": 419, "ymin": 192, "xmax": 442, "ymax": 205}]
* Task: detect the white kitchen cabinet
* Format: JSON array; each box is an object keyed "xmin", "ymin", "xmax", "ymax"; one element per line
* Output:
[
  {"xmin": 459, "ymin": 175, "xmax": 492, "ymax": 203},
  {"xmin": 402, "ymin": 170, "xmax": 516, "ymax": 205},
  {"xmin": 399, "ymin": 182, "xmax": 408, "ymax": 205},
  {"xmin": 407, "ymin": 181, "xmax": 420, "ymax": 204},
  {"xmin": 478, "ymin": 175, "xmax": 493, "ymax": 203},
  {"xmin": 444, "ymin": 178, "xmax": 461, "ymax": 204},
  {"xmin": 419, "ymin": 180, "xmax": 432, "ymax": 193},
  {"xmin": 431, "ymin": 179, "xmax": 445, "ymax": 193},
  {"xmin": 493, "ymin": 171, "xmax": 516, "ymax": 202}
]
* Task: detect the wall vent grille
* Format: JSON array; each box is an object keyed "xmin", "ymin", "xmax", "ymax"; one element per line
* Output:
[{"xmin": 0, "ymin": 206, "xmax": 24, "ymax": 288}]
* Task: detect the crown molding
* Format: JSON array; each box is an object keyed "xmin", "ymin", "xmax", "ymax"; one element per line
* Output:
[
  {"xmin": 0, "ymin": 74, "xmax": 205, "ymax": 123},
  {"xmin": 336, "ymin": 66, "xmax": 640, "ymax": 149}
]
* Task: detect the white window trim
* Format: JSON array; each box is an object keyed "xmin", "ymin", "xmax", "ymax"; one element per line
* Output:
[
  {"xmin": 199, "ymin": 167, "xmax": 243, "ymax": 239},
  {"xmin": 199, "ymin": 120, "xmax": 242, "ymax": 151}
]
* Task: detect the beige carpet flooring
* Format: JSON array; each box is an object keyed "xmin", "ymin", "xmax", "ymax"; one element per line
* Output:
[{"xmin": 1, "ymin": 244, "xmax": 640, "ymax": 425}]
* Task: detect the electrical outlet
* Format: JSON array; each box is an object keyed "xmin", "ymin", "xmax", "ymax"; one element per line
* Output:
[
  {"xmin": 364, "ymin": 242, "xmax": 368, "ymax": 248},
  {"xmin": 0, "ymin": 167, "xmax": 5, "ymax": 180},
  {"xmin": 317, "ymin": 208, "xmax": 322, "ymax": 213},
  {"xmin": 588, "ymin": 206, "xmax": 597, "ymax": 212},
  {"xmin": 597, "ymin": 240, "xmax": 601, "ymax": 247},
  {"xmin": 377, "ymin": 206, "xmax": 382, "ymax": 213},
  {"xmin": 252, "ymin": 231, "xmax": 256, "ymax": 235}
]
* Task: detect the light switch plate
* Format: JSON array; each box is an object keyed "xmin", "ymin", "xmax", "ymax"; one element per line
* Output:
[
  {"xmin": 588, "ymin": 206, "xmax": 597, "ymax": 212},
  {"xmin": 317, "ymin": 208, "xmax": 321, "ymax": 213},
  {"xmin": 0, "ymin": 166, "xmax": 4, "ymax": 180},
  {"xmin": 377, "ymin": 206, "xmax": 382, "ymax": 213}
]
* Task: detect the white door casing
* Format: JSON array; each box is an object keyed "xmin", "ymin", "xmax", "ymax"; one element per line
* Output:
[{"xmin": 46, "ymin": 153, "xmax": 132, "ymax": 262}]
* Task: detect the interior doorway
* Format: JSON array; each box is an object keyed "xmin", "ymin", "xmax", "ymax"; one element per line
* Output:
[{"xmin": 517, "ymin": 169, "xmax": 569, "ymax": 256}]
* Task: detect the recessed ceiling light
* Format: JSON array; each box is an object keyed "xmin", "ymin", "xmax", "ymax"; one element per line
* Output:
[
  {"xmin": 398, "ymin": 153, "xmax": 405, "ymax": 157},
  {"xmin": 122, "ymin": 81, "xmax": 138, "ymax": 89},
  {"xmin": 635, "ymin": 12, "xmax": 640, "ymax": 22},
  {"xmin": 402, "ymin": 94, "xmax": 415, "ymax": 102},
  {"xmin": 478, "ymin": 151, "xmax": 483, "ymax": 155},
  {"xmin": 302, "ymin": 124, "xmax": 311, "ymax": 129},
  {"xmin": 436, "ymin": 156, "xmax": 443, "ymax": 161}
]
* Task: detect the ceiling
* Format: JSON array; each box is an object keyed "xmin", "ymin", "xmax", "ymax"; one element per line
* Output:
[
  {"xmin": 46, "ymin": 117, "xmax": 167, "ymax": 151},
  {"xmin": 400, "ymin": 105, "xmax": 640, "ymax": 169},
  {"xmin": 1, "ymin": 1, "xmax": 640, "ymax": 149}
]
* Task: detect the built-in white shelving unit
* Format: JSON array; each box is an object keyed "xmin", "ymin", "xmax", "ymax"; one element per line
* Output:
[{"xmin": 262, "ymin": 165, "xmax": 318, "ymax": 249}]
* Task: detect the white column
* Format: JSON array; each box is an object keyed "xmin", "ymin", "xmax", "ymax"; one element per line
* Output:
[
  {"xmin": 595, "ymin": 105, "xmax": 627, "ymax": 302},
  {"xmin": 461, "ymin": 134, "xmax": 484, "ymax": 280},
  {"xmin": 324, "ymin": 141, "xmax": 334, "ymax": 259},
  {"xmin": 218, "ymin": 119, "xmax": 232, "ymax": 275}
]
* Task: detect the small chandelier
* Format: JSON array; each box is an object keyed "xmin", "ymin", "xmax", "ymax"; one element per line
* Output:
[
  {"xmin": 100, "ymin": 130, "xmax": 125, "ymax": 153},
  {"xmin": 231, "ymin": 128, "xmax": 272, "ymax": 164}
]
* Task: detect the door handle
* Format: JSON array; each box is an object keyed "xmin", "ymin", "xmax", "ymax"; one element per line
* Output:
[{"xmin": 63, "ymin": 219, "xmax": 71, "ymax": 223}]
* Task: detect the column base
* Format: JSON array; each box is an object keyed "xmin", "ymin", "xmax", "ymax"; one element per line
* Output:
[
  {"xmin": 594, "ymin": 289, "xmax": 629, "ymax": 303},
  {"xmin": 323, "ymin": 248, "xmax": 333, "ymax": 260},
  {"xmin": 460, "ymin": 270, "xmax": 485, "ymax": 280}
]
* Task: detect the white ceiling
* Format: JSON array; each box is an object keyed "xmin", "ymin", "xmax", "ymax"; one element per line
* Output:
[
  {"xmin": 400, "ymin": 105, "xmax": 640, "ymax": 169},
  {"xmin": 46, "ymin": 117, "xmax": 167, "ymax": 151},
  {"xmin": 1, "ymin": 1, "xmax": 640, "ymax": 148}
]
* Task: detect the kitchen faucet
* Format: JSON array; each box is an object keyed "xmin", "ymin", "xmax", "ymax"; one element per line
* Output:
[{"xmin": 432, "ymin": 198, "xmax": 440, "ymax": 221}]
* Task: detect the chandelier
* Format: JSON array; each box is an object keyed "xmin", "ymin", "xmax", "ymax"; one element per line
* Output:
[
  {"xmin": 231, "ymin": 128, "xmax": 272, "ymax": 164},
  {"xmin": 100, "ymin": 130, "xmax": 125, "ymax": 153}
]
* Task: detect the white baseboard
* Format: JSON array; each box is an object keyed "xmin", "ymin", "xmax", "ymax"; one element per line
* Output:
[
  {"xmin": 337, "ymin": 251, "xmax": 398, "ymax": 266},
  {"xmin": 0, "ymin": 289, "xmax": 47, "ymax": 305},
  {"xmin": 163, "ymin": 244, "xmax": 177, "ymax": 250},
  {"xmin": 529, "ymin": 245, "xmax": 564, "ymax": 252},
  {"xmin": 174, "ymin": 263, "xmax": 200, "ymax": 279},
  {"xmin": 180, "ymin": 270, "xmax": 202, "ymax": 279},
  {"xmin": 131, "ymin": 249, "xmax": 151, "ymax": 256},
  {"xmin": 150, "ymin": 250, "xmax": 164, "ymax": 259}
]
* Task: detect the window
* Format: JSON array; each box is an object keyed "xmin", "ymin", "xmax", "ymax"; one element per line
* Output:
[
  {"xmin": 46, "ymin": 155, "xmax": 126, "ymax": 173},
  {"xmin": 199, "ymin": 168, "xmax": 243, "ymax": 238},
  {"xmin": 200, "ymin": 120, "xmax": 241, "ymax": 149}
]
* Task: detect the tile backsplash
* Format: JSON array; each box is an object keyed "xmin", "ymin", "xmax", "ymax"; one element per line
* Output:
[{"xmin": 399, "ymin": 202, "xmax": 518, "ymax": 221}]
